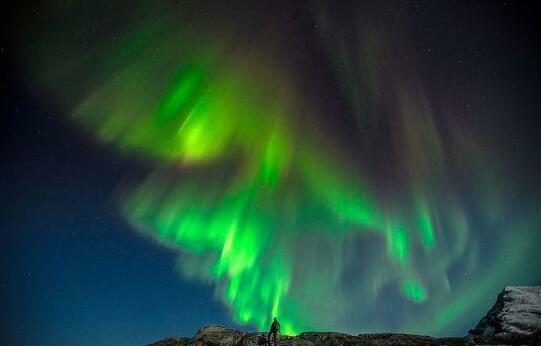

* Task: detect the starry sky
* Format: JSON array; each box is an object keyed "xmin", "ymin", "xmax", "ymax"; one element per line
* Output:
[{"xmin": 2, "ymin": 1, "xmax": 541, "ymax": 345}]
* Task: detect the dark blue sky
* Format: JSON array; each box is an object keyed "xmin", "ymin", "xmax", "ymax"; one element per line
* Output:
[{"xmin": 0, "ymin": 88, "xmax": 240, "ymax": 345}]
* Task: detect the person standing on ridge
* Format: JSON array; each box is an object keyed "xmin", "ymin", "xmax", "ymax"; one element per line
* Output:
[{"xmin": 268, "ymin": 317, "xmax": 280, "ymax": 346}]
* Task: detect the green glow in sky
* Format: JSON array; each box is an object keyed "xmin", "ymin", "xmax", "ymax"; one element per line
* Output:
[
  {"xmin": 74, "ymin": 42, "xmax": 436, "ymax": 331},
  {"xmin": 19, "ymin": 0, "xmax": 541, "ymax": 337}
]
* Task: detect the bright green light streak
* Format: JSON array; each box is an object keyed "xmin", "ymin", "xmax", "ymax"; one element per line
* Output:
[
  {"xmin": 417, "ymin": 206, "xmax": 435, "ymax": 248},
  {"xmin": 387, "ymin": 225, "xmax": 409, "ymax": 262},
  {"xmin": 403, "ymin": 281, "xmax": 427, "ymax": 303}
]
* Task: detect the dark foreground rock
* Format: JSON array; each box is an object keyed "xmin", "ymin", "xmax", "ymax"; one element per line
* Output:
[
  {"xmin": 146, "ymin": 326, "xmax": 476, "ymax": 346},
  {"xmin": 147, "ymin": 286, "xmax": 541, "ymax": 346},
  {"xmin": 147, "ymin": 325, "xmax": 541, "ymax": 346},
  {"xmin": 147, "ymin": 336, "xmax": 191, "ymax": 346}
]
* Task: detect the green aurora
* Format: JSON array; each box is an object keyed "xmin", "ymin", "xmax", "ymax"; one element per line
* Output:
[{"xmin": 18, "ymin": 0, "xmax": 541, "ymax": 336}]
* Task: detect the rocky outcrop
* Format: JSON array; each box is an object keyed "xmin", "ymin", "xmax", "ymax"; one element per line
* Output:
[
  {"xmin": 469, "ymin": 286, "xmax": 541, "ymax": 337},
  {"xmin": 147, "ymin": 325, "xmax": 541, "ymax": 346},
  {"xmin": 147, "ymin": 286, "xmax": 541, "ymax": 346},
  {"xmin": 192, "ymin": 326, "xmax": 245, "ymax": 345},
  {"xmin": 147, "ymin": 336, "xmax": 191, "ymax": 346},
  {"xmin": 147, "ymin": 326, "xmax": 473, "ymax": 346}
]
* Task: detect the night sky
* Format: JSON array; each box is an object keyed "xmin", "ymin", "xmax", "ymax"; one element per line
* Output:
[{"xmin": 2, "ymin": 1, "xmax": 541, "ymax": 345}]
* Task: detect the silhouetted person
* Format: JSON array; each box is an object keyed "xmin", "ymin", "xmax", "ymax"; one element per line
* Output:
[{"xmin": 268, "ymin": 317, "xmax": 280, "ymax": 346}]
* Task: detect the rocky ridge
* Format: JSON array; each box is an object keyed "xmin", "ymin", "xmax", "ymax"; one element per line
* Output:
[
  {"xmin": 147, "ymin": 326, "xmax": 476, "ymax": 346},
  {"xmin": 147, "ymin": 286, "xmax": 541, "ymax": 346}
]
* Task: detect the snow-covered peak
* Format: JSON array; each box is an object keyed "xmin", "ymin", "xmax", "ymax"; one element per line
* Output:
[{"xmin": 470, "ymin": 286, "xmax": 541, "ymax": 337}]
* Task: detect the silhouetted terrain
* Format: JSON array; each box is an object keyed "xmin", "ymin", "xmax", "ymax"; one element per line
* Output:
[{"xmin": 147, "ymin": 287, "xmax": 541, "ymax": 346}]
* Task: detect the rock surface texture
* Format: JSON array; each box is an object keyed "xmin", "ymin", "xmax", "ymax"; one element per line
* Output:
[
  {"xmin": 147, "ymin": 326, "xmax": 474, "ymax": 346},
  {"xmin": 147, "ymin": 287, "xmax": 541, "ymax": 346},
  {"xmin": 469, "ymin": 286, "xmax": 541, "ymax": 337}
]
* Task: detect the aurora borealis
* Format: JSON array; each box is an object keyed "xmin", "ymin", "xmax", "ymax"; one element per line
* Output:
[{"xmin": 3, "ymin": 1, "xmax": 541, "ymax": 344}]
